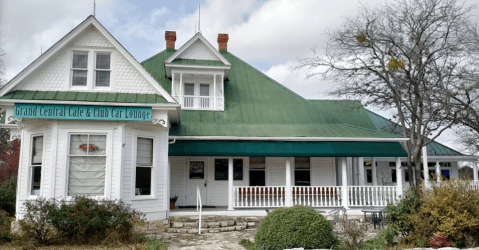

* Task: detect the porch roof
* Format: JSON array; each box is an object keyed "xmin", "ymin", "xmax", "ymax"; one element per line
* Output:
[{"xmin": 168, "ymin": 140, "xmax": 407, "ymax": 157}]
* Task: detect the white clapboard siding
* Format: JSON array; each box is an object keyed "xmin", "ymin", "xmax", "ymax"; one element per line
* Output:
[
  {"xmin": 311, "ymin": 157, "xmax": 336, "ymax": 186},
  {"xmin": 267, "ymin": 157, "xmax": 287, "ymax": 186},
  {"xmin": 169, "ymin": 157, "xmax": 186, "ymax": 206},
  {"xmin": 206, "ymin": 157, "xmax": 249, "ymax": 206}
]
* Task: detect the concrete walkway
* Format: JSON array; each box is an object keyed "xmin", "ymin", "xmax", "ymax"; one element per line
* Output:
[{"xmin": 161, "ymin": 228, "xmax": 257, "ymax": 250}]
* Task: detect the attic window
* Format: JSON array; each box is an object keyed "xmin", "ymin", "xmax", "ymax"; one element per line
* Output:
[
  {"xmin": 95, "ymin": 53, "xmax": 111, "ymax": 87},
  {"xmin": 72, "ymin": 52, "xmax": 88, "ymax": 86}
]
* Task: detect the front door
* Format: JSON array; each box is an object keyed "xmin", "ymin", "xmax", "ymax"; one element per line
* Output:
[{"xmin": 186, "ymin": 158, "xmax": 207, "ymax": 206}]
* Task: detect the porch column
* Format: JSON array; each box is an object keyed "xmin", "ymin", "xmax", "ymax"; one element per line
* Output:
[
  {"xmin": 396, "ymin": 158, "xmax": 403, "ymax": 198},
  {"xmin": 179, "ymin": 73, "xmax": 183, "ymax": 107},
  {"xmin": 213, "ymin": 74, "xmax": 217, "ymax": 110},
  {"xmin": 435, "ymin": 161, "xmax": 441, "ymax": 182},
  {"xmin": 285, "ymin": 158, "xmax": 292, "ymax": 206},
  {"xmin": 358, "ymin": 157, "xmax": 365, "ymax": 186},
  {"xmin": 422, "ymin": 146, "xmax": 429, "ymax": 187},
  {"xmin": 228, "ymin": 157, "xmax": 234, "ymax": 211},
  {"xmin": 372, "ymin": 157, "xmax": 378, "ymax": 186},
  {"xmin": 341, "ymin": 157, "xmax": 349, "ymax": 209},
  {"xmin": 172, "ymin": 73, "xmax": 176, "ymax": 96},
  {"xmin": 473, "ymin": 161, "xmax": 478, "ymax": 181}
]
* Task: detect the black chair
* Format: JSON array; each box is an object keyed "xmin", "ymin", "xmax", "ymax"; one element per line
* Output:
[{"xmin": 265, "ymin": 208, "xmax": 270, "ymax": 214}]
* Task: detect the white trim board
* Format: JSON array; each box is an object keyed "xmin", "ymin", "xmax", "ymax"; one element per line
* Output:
[
  {"xmin": 0, "ymin": 16, "xmax": 176, "ymax": 104},
  {"xmin": 169, "ymin": 136, "xmax": 409, "ymax": 142}
]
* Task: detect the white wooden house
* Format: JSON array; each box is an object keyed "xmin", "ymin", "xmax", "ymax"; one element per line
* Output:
[{"xmin": 1, "ymin": 16, "xmax": 477, "ymax": 219}]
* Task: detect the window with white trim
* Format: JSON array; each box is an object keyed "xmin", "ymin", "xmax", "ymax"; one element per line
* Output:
[
  {"xmin": 95, "ymin": 53, "xmax": 111, "ymax": 87},
  {"xmin": 71, "ymin": 52, "xmax": 88, "ymax": 86},
  {"xmin": 249, "ymin": 157, "xmax": 265, "ymax": 186},
  {"xmin": 294, "ymin": 157, "xmax": 310, "ymax": 186},
  {"xmin": 68, "ymin": 134, "xmax": 107, "ymax": 196},
  {"xmin": 30, "ymin": 136, "xmax": 43, "ymax": 196},
  {"xmin": 135, "ymin": 137, "xmax": 153, "ymax": 196}
]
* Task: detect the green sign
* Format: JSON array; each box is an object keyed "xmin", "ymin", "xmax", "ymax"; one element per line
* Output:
[{"xmin": 14, "ymin": 103, "xmax": 152, "ymax": 121}]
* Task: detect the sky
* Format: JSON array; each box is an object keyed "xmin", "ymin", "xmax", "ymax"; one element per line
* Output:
[{"xmin": 1, "ymin": 0, "xmax": 478, "ymax": 153}]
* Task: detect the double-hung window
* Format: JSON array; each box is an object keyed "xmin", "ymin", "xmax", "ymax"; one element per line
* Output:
[
  {"xmin": 68, "ymin": 134, "xmax": 107, "ymax": 196},
  {"xmin": 294, "ymin": 157, "xmax": 311, "ymax": 186},
  {"xmin": 71, "ymin": 52, "xmax": 88, "ymax": 86},
  {"xmin": 30, "ymin": 136, "xmax": 43, "ymax": 196},
  {"xmin": 135, "ymin": 138, "xmax": 153, "ymax": 196},
  {"xmin": 249, "ymin": 157, "xmax": 265, "ymax": 186},
  {"xmin": 214, "ymin": 159, "xmax": 243, "ymax": 181},
  {"xmin": 95, "ymin": 53, "xmax": 111, "ymax": 87}
]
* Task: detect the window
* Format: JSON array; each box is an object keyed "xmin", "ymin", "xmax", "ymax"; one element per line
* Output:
[
  {"xmin": 250, "ymin": 157, "xmax": 265, "ymax": 186},
  {"xmin": 30, "ymin": 136, "xmax": 43, "ymax": 196},
  {"xmin": 183, "ymin": 82, "xmax": 211, "ymax": 109},
  {"xmin": 71, "ymin": 52, "xmax": 88, "ymax": 86},
  {"xmin": 214, "ymin": 159, "xmax": 243, "ymax": 180},
  {"xmin": 189, "ymin": 161, "xmax": 205, "ymax": 179},
  {"xmin": 95, "ymin": 53, "xmax": 111, "ymax": 87},
  {"xmin": 295, "ymin": 157, "xmax": 310, "ymax": 186},
  {"xmin": 366, "ymin": 168, "xmax": 372, "ymax": 183},
  {"xmin": 441, "ymin": 169, "xmax": 450, "ymax": 180},
  {"xmin": 404, "ymin": 170, "xmax": 410, "ymax": 182},
  {"xmin": 184, "ymin": 83, "xmax": 194, "ymax": 96},
  {"xmin": 68, "ymin": 134, "xmax": 106, "ymax": 196},
  {"xmin": 135, "ymin": 138, "xmax": 153, "ymax": 196},
  {"xmin": 391, "ymin": 169, "xmax": 397, "ymax": 183}
]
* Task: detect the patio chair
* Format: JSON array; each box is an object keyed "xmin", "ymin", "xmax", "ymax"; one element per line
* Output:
[
  {"xmin": 326, "ymin": 206, "xmax": 346, "ymax": 226},
  {"xmin": 363, "ymin": 205, "xmax": 374, "ymax": 230},
  {"xmin": 265, "ymin": 209, "xmax": 270, "ymax": 214}
]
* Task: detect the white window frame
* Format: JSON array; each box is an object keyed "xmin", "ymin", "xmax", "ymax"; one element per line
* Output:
[
  {"xmin": 68, "ymin": 49, "xmax": 115, "ymax": 91},
  {"xmin": 28, "ymin": 134, "xmax": 45, "ymax": 198},
  {"xmin": 70, "ymin": 51, "xmax": 89, "ymax": 88},
  {"xmin": 62, "ymin": 129, "xmax": 113, "ymax": 200},
  {"xmin": 294, "ymin": 157, "xmax": 311, "ymax": 186},
  {"xmin": 94, "ymin": 52, "xmax": 112, "ymax": 88},
  {"xmin": 132, "ymin": 132, "xmax": 158, "ymax": 200}
]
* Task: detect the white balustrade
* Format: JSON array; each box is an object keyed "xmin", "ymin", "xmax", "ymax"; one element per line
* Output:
[
  {"xmin": 233, "ymin": 186, "xmax": 286, "ymax": 208},
  {"xmin": 348, "ymin": 186, "xmax": 398, "ymax": 207},
  {"xmin": 291, "ymin": 186, "xmax": 342, "ymax": 207},
  {"xmin": 469, "ymin": 181, "xmax": 479, "ymax": 191}
]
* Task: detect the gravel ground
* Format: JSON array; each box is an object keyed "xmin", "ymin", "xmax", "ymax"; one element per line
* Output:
[{"xmin": 161, "ymin": 228, "xmax": 257, "ymax": 250}]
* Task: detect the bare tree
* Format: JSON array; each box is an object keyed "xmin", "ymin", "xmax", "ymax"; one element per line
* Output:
[{"xmin": 296, "ymin": 0, "xmax": 479, "ymax": 188}]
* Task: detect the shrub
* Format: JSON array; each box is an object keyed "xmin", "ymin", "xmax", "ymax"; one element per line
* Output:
[
  {"xmin": 254, "ymin": 205, "xmax": 339, "ymax": 250},
  {"xmin": 384, "ymin": 189, "xmax": 419, "ymax": 238},
  {"xmin": 359, "ymin": 227, "xmax": 396, "ymax": 250},
  {"xmin": 239, "ymin": 239, "xmax": 260, "ymax": 250},
  {"xmin": 0, "ymin": 209, "xmax": 12, "ymax": 242},
  {"xmin": 147, "ymin": 239, "xmax": 167, "ymax": 250},
  {"xmin": 405, "ymin": 180, "xmax": 479, "ymax": 247},
  {"xmin": 0, "ymin": 177, "xmax": 17, "ymax": 216},
  {"xmin": 429, "ymin": 232, "xmax": 449, "ymax": 249},
  {"xmin": 342, "ymin": 220, "xmax": 365, "ymax": 250},
  {"xmin": 19, "ymin": 196, "xmax": 145, "ymax": 245}
]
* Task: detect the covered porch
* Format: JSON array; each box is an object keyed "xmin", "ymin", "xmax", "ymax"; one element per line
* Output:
[{"xmin": 168, "ymin": 139, "xmax": 409, "ymax": 212}]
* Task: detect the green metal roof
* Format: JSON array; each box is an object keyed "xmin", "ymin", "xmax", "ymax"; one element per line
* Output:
[
  {"xmin": 170, "ymin": 58, "xmax": 224, "ymax": 66},
  {"xmin": 307, "ymin": 100, "xmax": 377, "ymax": 130},
  {"xmin": 142, "ymin": 51, "xmax": 403, "ymax": 139},
  {"xmin": 0, "ymin": 90, "xmax": 169, "ymax": 104},
  {"xmin": 169, "ymin": 140, "xmax": 408, "ymax": 157},
  {"xmin": 367, "ymin": 110, "xmax": 463, "ymax": 156}
]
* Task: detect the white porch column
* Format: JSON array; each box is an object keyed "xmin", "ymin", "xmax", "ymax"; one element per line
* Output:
[
  {"xmin": 473, "ymin": 161, "xmax": 478, "ymax": 181},
  {"xmin": 341, "ymin": 157, "xmax": 349, "ymax": 209},
  {"xmin": 358, "ymin": 157, "xmax": 365, "ymax": 186},
  {"xmin": 422, "ymin": 146, "xmax": 429, "ymax": 186},
  {"xmin": 228, "ymin": 157, "xmax": 234, "ymax": 211},
  {"xmin": 172, "ymin": 73, "xmax": 176, "ymax": 96},
  {"xmin": 435, "ymin": 161, "xmax": 441, "ymax": 182},
  {"xmin": 285, "ymin": 158, "xmax": 292, "ymax": 206},
  {"xmin": 396, "ymin": 158, "xmax": 403, "ymax": 199},
  {"xmin": 213, "ymin": 74, "xmax": 217, "ymax": 110},
  {"xmin": 372, "ymin": 157, "xmax": 378, "ymax": 186},
  {"xmin": 179, "ymin": 73, "xmax": 183, "ymax": 107}
]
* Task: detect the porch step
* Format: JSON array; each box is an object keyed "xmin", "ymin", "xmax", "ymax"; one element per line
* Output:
[{"xmin": 166, "ymin": 215, "xmax": 264, "ymax": 234}]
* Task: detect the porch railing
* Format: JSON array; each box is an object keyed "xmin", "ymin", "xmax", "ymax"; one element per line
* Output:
[
  {"xmin": 292, "ymin": 186, "xmax": 342, "ymax": 207},
  {"xmin": 348, "ymin": 186, "xmax": 398, "ymax": 207},
  {"xmin": 233, "ymin": 186, "xmax": 286, "ymax": 207},
  {"xmin": 469, "ymin": 181, "xmax": 479, "ymax": 190},
  {"xmin": 173, "ymin": 95, "xmax": 224, "ymax": 110}
]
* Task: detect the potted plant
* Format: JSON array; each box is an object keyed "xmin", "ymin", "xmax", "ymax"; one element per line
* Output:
[{"xmin": 170, "ymin": 195, "xmax": 178, "ymax": 210}]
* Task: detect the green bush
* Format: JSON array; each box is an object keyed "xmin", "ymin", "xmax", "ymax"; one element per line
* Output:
[
  {"xmin": 384, "ymin": 189, "xmax": 419, "ymax": 238},
  {"xmin": 254, "ymin": 205, "xmax": 339, "ymax": 250},
  {"xmin": 19, "ymin": 196, "xmax": 146, "ymax": 245},
  {"xmin": 147, "ymin": 239, "xmax": 167, "ymax": 250},
  {"xmin": 0, "ymin": 177, "xmax": 17, "ymax": 216},
  {"xmin": 239, "ymin": 239, "xmax": 260, "ymax": 250},
  {"xmin": 0, "ymin": 209, "xmax": 12, "ymax": 242},
  {"xmin": 360, "ymin": 227, "xmax": 396, "ymax": 250}
]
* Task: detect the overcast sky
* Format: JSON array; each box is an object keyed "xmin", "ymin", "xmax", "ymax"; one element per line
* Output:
[{"xmin": 1, "ymin": 0, "xmax": 478, "ymax": 153}]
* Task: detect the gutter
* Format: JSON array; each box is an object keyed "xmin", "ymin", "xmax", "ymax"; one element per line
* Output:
[
  {"xmin": 0, "ymin": 99, "xmax": 181, "ymax": 109},
  {"xmin": 168, "ymin": 136, "xmax": 409, "ymax": 142}
]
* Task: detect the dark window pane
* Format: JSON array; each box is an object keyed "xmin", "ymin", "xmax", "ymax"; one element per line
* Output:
[
  {"xmin": 391, "ymin": 169, "xmax": 397, "ymax": 182},
  {"xmin": 32, "ymin": 136, "xmax": 43, "ymax": 165},
  {"xmin": 72, "ymin": 53, "xmax": 88, "ymax": 68},
  {"xmin": 295, "ymin": 157, "xmax": 310, "ymax": 169},
  {"xmin": 96, "ymin": 54, "xmax": 110, "ymax": 69},
  {"xmin": 295, "ymin": 170, "xmax": 310, "ymax": 186},
  {"xmin": 250, "ymin": 170, "xmax": 265, "ymax": 186},
  {"xmin": 366, "ymin": 169, "xmax": 372, "ymax": 183},
  {"xmin": 441, "ymin": 169, "xmax": 450, "ymax": 180},
  {"xmin": 184, "ymin": 83, "xmax": 194, "ymax": 95},
  {"xmin": 135, "ymin": 167, "xmax": 151, "ymax": 195},
  {"xmin": 72, "ymin": 70, "xmax": 87, "ymax": 86},
  {"xmin": 250, "ymin": 157, "xmax": 265, "ymax": 169},
  {"xmin": 404, "ymin": 170, "xmax": 409, "ymax": 182},
  {"xmin": 189, "ymin": 161, "xmax": 205, "ymax": 179},
  {"xmin": 200, "ymin": 84, "xmax": 209, "ymax": 96},
  {"xmin": 95, "ymin": 71, "xmax": 110, "ymax": 87},
  {"xmin": 215, "ymin": 159, "xmax": 228, "ymax": 180},
  {"xmin": 31, "ymin": 166, "xmax": 41, "ymax": 195},
  {"xmin": 233, "ymin": 159, "xmax": 243, "ymax": 180}
]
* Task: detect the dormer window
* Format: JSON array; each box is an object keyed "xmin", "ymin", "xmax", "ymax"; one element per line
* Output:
[
  {"xmin": 95, "ymin": 53, "xmax": 111, "ymax": 87},
  {"xmin": 70, "ymin": 50, "xmax": 114, "ymax": 90}
]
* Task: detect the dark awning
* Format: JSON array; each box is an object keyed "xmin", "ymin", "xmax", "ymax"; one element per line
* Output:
[{"xmin": 168, "ymin": 140, "xmax": 407, "ymax": 157}]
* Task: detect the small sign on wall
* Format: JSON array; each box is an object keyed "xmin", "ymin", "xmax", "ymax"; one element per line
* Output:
[{"xmin": 14, "ymin": 103, "xmax": 152, "ymax": 121}]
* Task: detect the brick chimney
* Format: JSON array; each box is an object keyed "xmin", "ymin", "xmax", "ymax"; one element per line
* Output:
[
  {"xmin": 217, "ymin": 34, "xmax": 229, "ymax": 51},
  {"xmin": 165, "ymin": 31, "xmax": 176, "ymax": 49}
]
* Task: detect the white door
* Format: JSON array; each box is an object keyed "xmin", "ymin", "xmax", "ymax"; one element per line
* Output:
[{"xmin": 186, "ymin": 158, "xmax": 207, "ymax": 206}]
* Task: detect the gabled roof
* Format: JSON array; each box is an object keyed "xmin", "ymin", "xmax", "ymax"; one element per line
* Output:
[
  {"xmin": 0, "ymin": 15, "xmax": 176, "ymax": 104},
  {"xmin": 142, "ymin": 50, "xmax": 405, "ymax": 140},
  {"xmin": 366, "ymin": 110, "xmax": 464, "ymax": 156}
]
